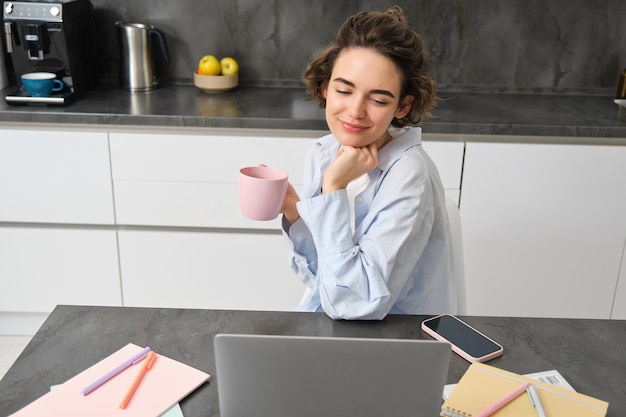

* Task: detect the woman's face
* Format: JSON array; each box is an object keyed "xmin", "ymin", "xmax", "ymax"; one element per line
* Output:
[{"xmin": 322, "ymin": 47, "xmax": 412, "ymax": 149}]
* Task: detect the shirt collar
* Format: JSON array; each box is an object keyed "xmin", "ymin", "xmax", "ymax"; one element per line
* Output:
[{"xmin": 376, "ymin": 126, "xmax": 422, "ymax": 170}]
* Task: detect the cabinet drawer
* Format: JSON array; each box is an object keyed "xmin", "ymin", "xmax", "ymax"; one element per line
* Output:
[
  {"xmin": 0, "ymin": 227, "xmax": 122, "ymax": 313},
  {"xmin": 110, "ymin": 132, "xmax": 315, "ymax": 228},
  {"xmin": 0, "ymin": 130, "xmax": 115, "ymax": 224},
  {"xmin": 118, "ymin": 230, "xmax": 305, "ymax": 310}
]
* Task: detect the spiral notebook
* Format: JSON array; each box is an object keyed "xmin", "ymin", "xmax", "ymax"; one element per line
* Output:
[{"xmin": 441, "ymin": 363, "xmax": 608, "ymax": 417}]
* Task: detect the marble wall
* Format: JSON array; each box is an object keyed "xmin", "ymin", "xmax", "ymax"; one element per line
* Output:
[{"xmin": 88, "ymin": 0, "xmax": 626, "ymax": 93}]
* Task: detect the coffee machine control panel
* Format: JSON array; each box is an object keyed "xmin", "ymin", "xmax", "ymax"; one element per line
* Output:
[{"xmin": 4, "ymin": 2, "xmax": 63, "ymax": 22}]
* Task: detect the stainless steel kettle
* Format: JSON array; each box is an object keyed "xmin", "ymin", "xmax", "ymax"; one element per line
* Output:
[{"xmin": 116, "ymin": 22, "xmax": 170, "ymax": 92}]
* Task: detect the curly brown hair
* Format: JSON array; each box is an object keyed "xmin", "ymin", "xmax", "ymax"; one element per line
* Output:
[{"xmin": 302, "ymin": 6, "xmax": 436, "ymax": 126}]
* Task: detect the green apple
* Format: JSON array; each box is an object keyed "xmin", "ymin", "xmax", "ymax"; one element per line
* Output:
[
  {"xmin": 220, "ymin": 57, "xmax": 239, "ymax": 76},
  {"xmin": 197, "ymin": 55, "xmax": 221, "ymax": 76}
]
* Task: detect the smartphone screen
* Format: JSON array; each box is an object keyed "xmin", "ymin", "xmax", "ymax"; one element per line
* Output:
[{"xmin": 421, "ymin": 315, "xmax": 503, "ymax": 361}]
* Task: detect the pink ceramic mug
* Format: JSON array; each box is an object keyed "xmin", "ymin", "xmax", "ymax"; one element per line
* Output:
[{"xmin": 239, "ymin": 166, "xmax": 289, "ymax": 221}]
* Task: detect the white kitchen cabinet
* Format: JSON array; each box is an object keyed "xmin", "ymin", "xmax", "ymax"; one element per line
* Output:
[
  {"xmin": 0, "ymin": 129, "xmax": 115, "ymax": 224},
  {"xmin": 118, "ymin": 230, "xmax": 305, "ymax": 311},
  {"xmin": 461, "ymin": 142, "xmax": 626, "ymax": 318},
  {"xmin": 109, "ymin": 132, "xmax": 316, "ymax": 229},
  {"xmin": 611, "ymin": 237, "xmax": 626, "ymax": 319},
  {"xmin": 0, "ymin": 127, "xmax": 118, "ymax": 336},
  {"xmin": 0, "ymin": 227, "xmax": 122, "ymax": 313}
]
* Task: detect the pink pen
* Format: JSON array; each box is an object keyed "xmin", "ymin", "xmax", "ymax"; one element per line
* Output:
[{"xmin": 475, "ymin": 381, "xmax": 532, "ymax": 417}]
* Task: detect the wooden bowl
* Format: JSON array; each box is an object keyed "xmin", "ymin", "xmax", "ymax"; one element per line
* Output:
[{"xmin": 193, "ymin": 72, "xmax": 238, "ymax": 93}]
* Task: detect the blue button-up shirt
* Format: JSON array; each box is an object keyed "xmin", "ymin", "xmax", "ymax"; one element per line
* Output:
[{"xmin": 283, "ymin": 127, "xmax": 457, "ymax": 320}]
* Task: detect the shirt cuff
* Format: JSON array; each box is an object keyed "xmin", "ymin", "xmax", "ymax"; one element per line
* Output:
[{"xmin": 297, "ymin": 190, "xmax": 354, "ymax": 257}]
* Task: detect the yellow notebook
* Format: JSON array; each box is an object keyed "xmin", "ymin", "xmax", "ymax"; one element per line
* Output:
[{"xmin": 441, "ymin": 363, "xmax": 608, "ymax": 417}]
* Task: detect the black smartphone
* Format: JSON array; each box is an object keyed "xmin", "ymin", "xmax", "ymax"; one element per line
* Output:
[{"xmin": 421, "ymin": 314, "xmax": 503, "ymax": 362}]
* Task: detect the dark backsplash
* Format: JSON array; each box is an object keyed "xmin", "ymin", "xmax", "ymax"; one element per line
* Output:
[{"xmin": 81, "ymin": 0, "xmax": 626, "ymax": 93}]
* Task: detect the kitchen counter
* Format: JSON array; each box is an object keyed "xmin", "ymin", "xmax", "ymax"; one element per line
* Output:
[
  {"xmin": 1, "ymin": 305, "xmax": 624, "ymax": 416},
  {"xmin": 1, "ymin": 84, "xmax": 626, "ymax": 142}
]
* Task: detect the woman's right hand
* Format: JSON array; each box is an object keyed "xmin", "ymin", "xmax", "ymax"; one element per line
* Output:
[{"xmin": 282, "ymin": 182, "xmax": 301, "ymax": 224}]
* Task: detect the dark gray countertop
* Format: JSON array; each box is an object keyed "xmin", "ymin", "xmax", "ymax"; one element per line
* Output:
[
  {"xmin": 0, "ymin": 305, "xmax": 624, "ymax": 416},
  {"xmin": 1, "ymin": 84, "xmax": 626, "ymax": 142}
]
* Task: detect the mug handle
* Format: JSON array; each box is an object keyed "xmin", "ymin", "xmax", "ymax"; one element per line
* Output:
[{"xmin": 52, "ymin": 79, "xmax": 64, "ymax": 92}]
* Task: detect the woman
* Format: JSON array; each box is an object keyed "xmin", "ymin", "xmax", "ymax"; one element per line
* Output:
[{"xmin": 281, "ymin": 6, "xmax": 457, "ymax": 320}]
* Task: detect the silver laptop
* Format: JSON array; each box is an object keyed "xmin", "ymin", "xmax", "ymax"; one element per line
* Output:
[{"xmin": 214, "ymin": 334, "xmax": 451, "ymax": 417}]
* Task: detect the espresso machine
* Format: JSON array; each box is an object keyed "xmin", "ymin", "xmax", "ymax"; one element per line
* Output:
[{"xmin": 3, "ymin": 0, "xmax": 98, "ymax": 105}]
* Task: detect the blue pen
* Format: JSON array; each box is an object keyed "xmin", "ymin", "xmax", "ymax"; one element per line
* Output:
[{"xmin": 81, "ymin": 346, "xmax": 151, "ymax": 395}]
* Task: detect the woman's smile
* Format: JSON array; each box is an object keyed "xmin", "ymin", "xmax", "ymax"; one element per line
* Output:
[{"xmin": 339, "ymin": 120, "xmax": 370, "ymax": 133}]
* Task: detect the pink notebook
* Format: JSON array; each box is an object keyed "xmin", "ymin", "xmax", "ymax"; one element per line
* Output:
[{"xmin": 10, "ymin": 343, "xmax": 210, "ymax": 417}]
